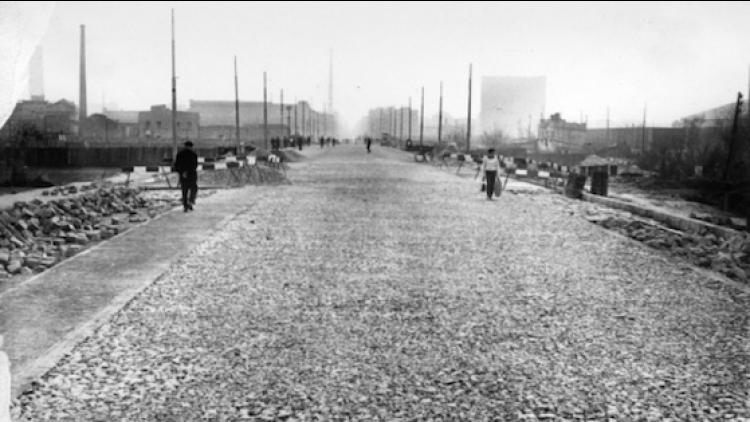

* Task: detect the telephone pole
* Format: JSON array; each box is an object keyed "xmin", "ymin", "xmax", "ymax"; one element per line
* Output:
[
  {"xmin": 234, "ymin": 57, "xmax": 241, "ymax": 152},
  {"xmin": 171, "ymin": 11, "xmax": 177, "ymax": 159},
  {"xmin": 408, "ymin": 97, "xmax": 412, "ymax": 141},
  {"xmin": 79, "ymin": 25, "xmax": 88, "ymax": 139},
  {"xmin": 606, "ymin": 107, "xmax": 610, "ymax": 144},
  {"xmin": 419, "ymin": 87, "xmax": 424, "ymax": 147},
  {"xmin": 280, "ymin": 90, "xmax": 284, "ymax": 138},
  {"xmin": 467, "ymin": 63, "xmax": 473, "ymax": 153},
  {"xmin": 399, "ymin": 106, "xmax": 404, "ymax": 143},
  {"xmin": 641, "ymin": 102, "xmax": 647, "ymax": 154},
  {"xmin": 263, "ymin": 71, "xmax": 268, "ymax": 150},
  {"xmin": 438, "ymin": 81, "xmax": 443, "ymax": 147},
  {"xmin": 723, "ymin": 92, "xmax": 743, "ymax": 210}
]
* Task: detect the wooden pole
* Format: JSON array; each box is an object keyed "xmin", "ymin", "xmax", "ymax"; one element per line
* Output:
[
  {"xmin": 438, "ymin": 81, "xmax": 443, "ymax": 147},
  {"xmin": 400, "ymin": 106, "xmax": 404, "ymax": 142},
  {"xmin": 171, "ymin": 11, "xmax": 177, "ymax": 159},
  {"xmin": 79, "ymin": 25, "xmax": 87, "ymax": 139},
  {"xmin": 467, "ymin": 63, "xmax": 472, "ymax": 153},
  {"xmin": 641, "ymin": 102, "xmax": 647, "ymax": 154},
  {"xmin": 280, "ymin": 89, "xmax": 284, "ymax": 138},
  {"xmin": 606, "ymin": 107, "xmax": 610, "ymax": 144},
  {"xmin": 263, "ymin": 72, "xmax": 268, "ymax": 150},
  {"xmin": 408, "ymin": 97, "xmax": 412, "ymax": 141},
  {"xmin": 419, "ymin": 87, "xmax": 424, "ymax": 147},
  {"xmin": 235, "ymin": 57, "xmax": 241, "ymax": 152},
  {"xmin": 723, "ymin": 92, "xmax": 743, "ymax": 210}
]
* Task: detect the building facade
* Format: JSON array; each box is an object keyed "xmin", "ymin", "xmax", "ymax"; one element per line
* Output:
[
  {"xmin": 0, "ymin": 99, "xmax": 77, "ymax": 144},
  {"xmin": 138, "ymin": 105, "xmax": 200, "ymax": 142},
  {"xmin": 537, "ymin": 113, "xmax": 587, "ymax": 153},
  {"xmin": 189, "ymin": 100, "xmax": 329, "ymax": 139}
]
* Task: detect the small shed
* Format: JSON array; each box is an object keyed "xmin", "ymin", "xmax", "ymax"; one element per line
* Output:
[{"xmin": 579, "ymin": 154, "xmax": 630, "ymax": 176}]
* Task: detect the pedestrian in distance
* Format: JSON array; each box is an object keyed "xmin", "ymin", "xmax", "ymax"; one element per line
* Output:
[
  {"xmin": 366, "ymin": 137, "xmax": 372, "ymax": 153},
  {"xmin": 481, "ymin": 148, "xmax": 501, "ymax": 200},
  {"xmin": 174, "ymin": 141, "xmax": 199, "ymax": 212}
]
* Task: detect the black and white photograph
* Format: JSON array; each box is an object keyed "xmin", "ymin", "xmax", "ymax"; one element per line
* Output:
[{"xmin": 1, "ymin": 1, "xmax": 750, "ymax": 420}]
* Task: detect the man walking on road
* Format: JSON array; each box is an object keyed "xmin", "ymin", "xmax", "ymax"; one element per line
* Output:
[
  {"xmin": 174, "ymin": 141, "xmax": 199, "ymax": 212},
  {"xmin": 481, "ymin": 148, "xmax": 501, "ymax": 200},
  {"xmin": 366, "ymin": 137, "xmax": 372, "ymax": 153}
]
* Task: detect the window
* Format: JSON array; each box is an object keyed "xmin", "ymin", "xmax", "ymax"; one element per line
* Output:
[
  {"xmin": 145, "ymin": 121, "xmax": 151, "ymax": 130},
  {"xmin": 187, "ymin": 122, "xmax": 192, "ymax": 129},
  {"xmin": 157, "ymin": 121, "xmax": 162, "ymax": 130},
  {"xmin": 177, "ymin": 122, "xmax": 181, "ymax": 129}
]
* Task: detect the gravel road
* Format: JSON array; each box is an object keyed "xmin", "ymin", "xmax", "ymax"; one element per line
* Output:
[{"xmin": 14, "ymin": 145, "xmax": 750, "ymax": 421}]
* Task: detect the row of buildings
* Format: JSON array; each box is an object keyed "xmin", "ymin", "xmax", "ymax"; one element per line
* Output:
[{"xmin": 0, "ymin": 98, "xmax": 336, "ymax": 147}]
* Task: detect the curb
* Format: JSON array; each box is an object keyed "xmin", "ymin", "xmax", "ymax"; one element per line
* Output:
[
  {"xmin": 7, "ymin": 198, "xmax": 256, "ymax": 401},
  {"xmin": 497, "ymin": 173, "xmax": 746, "ymax": 241},
  {"xmin": 581, "ymin": 192, "xmax": 745, "ymax": 240},
  {"xmin": 588, "ymin": 212, "xmax": 750, "ymax": 297}
]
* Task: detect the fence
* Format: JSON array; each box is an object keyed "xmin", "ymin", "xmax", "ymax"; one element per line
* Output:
[{"xmin": 0, "ymin": 146, "xmax": 235, "ymax": 168}]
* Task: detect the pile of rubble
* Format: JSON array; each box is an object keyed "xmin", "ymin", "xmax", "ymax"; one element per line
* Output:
[
  {"xmin": 584, "ymin": 209, "xmax": 750, "ymax": 283},
  {"xmin": 40, "ymin": 183, "xmax": 100, "ymax": 197},
  {"xmin": 0, "ymin": 186, "xmax": 180, "ymax": 279},
  {"xmin": 146, "ymin": 166, "xmax": 289, "ymax": 189}
]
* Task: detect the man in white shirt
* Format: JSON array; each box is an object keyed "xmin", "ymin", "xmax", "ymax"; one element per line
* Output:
[{"xmin": 481, "ymin": 148, "xmax": 501, "ymax": 200}]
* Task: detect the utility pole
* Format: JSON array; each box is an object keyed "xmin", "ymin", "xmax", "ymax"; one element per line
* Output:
[
  {"xmin": 438, "ymin": 81, "xmax": 443, "ymax": 147},
  {"xmin": 280, "ymin": 90, "xmax": 285, "ymax": 139},
  {"xmin": 467, "ymin": 63, "xmax": 473, "ymax": 153},
  {"xmin": 528, "ymin": 114, "xmax": 532, "ymax": 139},
  {"xmin": 641, "ymin": 102, "xmax": 647, "ymax": 154},
  {"xmin": 390, "ymin": 108, "xmax": 394, "ymax": 136},
  {"xmin": 294, "ymin": 98, "xmax": 298, "ymax": 136},
  {"xmin": 323, "ymin": 106, "xmax": 327, "ymax": 137},
  {"xmin": 234, "ymin": 56, "xmax": 241, "ymax": 152},
  {"xmin": 606, "ymin": 107, "xmax": 610, "ymax": 145},
  {"xmin": 171, "ymin": 11, "xmax": 177, "ymax": 159},
  {"xmin": 287, "ymin": 106, "xmax": 292, "ymax": 138},
  {"xmin": 400, "ymin": 106, "xmax": 404, "ymax": 143},
  {"xmin": 263, "ymin": 71, "xmax": 268, "ymax": 150},
  {"xmin": 79, "ymin": 25, "xmax": 87, "ymax": 139},
  {"xmin": 408, "ymin": 97, "xmax": 412, "ymax": 141},
  {"xmin": 723, "ymin": 92, "xmax": 743, "ymax": 211},
  {"xmin": 419, "ymin": 87, "xmax": 424, "ymax": 147}
]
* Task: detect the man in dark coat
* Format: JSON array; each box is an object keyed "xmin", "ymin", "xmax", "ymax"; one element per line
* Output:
[{"xmin": 174, "ymin": 141, "xmax": 198, "ymax": 212}]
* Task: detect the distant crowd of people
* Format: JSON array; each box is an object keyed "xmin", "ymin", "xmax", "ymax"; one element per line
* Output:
[
  {"xmin": 270, "ymin": 136, "xmax": 312, "ymax": 151},
  {"xmin": 267, "ymin": 136, "xmax": 347, "ymax": 151}
]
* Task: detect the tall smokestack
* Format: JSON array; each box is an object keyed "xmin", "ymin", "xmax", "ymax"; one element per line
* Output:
[
  {"xmin": 328, "ymin": 49, "xmax": 334, "ymax": 113},
  {"xmin": 79, "ymin": 25, "xmax": 87, "ymax": 124}
]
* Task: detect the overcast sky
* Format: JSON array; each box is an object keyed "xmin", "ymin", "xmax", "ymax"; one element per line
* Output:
[{"xmin": 9, "ymin": 1, "xmax": 750, "ymax": 133}]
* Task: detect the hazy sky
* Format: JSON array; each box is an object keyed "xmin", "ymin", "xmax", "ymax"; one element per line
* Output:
[{"xmin": 15, "ymin": 1, "xmax": 750, "ymax": 133}]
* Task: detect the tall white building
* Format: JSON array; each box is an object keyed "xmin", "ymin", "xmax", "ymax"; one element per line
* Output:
[
  {"xmin": 480, "ymin": 76, "xmax": 546, "ymax": 139},
  {"xmin": 29, "ymin": 47, "xmax": 44, "ymax": 101}
]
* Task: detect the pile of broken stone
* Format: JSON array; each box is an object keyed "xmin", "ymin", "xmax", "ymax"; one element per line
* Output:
[
  {"xmin": 585, "ymin": 208, "xmax": 750, "ymax": 283},
  {"xmin": 0, "ymin": 185, "xmax": 180, "ymax": 279}
]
